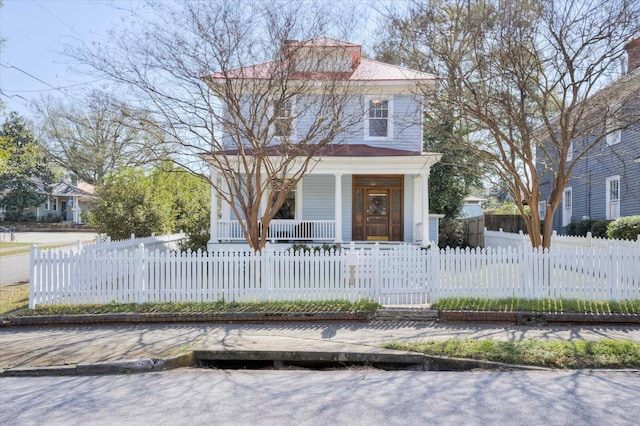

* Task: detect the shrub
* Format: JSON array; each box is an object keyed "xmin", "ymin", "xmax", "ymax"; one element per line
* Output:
[
  {"xmin": 40, "ymin": 213, "xmax": 62, "ymax": 223},
  {"xmin": 438, "ymin": 217, "xmax": 466, "ymax": 248},
  {"xmin": 4, "ymin": 210, "xmax": 22, "ymax": 222},
  {"xmin": 575, "ymin": 219, "xmax": 594, "ymax": 237},
  {"xmin": 22, "ymin": 212, "xmax": 36, "ymax": 222},
  {"xmin": 179, "ymin": 228, "xmax": 209, "ymax": 253},
  {"xmin": 564, "ymin": 221, "xmax": 578, "ymax": 236},
  {"xmin": 590, "ymin": 220, "xmax": 612, "ymax": 238},
  {"xmin": 607, "ymin": 216, "xmax": 640, "ymax": 241},
  {"xmin": 290, "ymin": 243, "xmax": 341, "ymax": 253}
]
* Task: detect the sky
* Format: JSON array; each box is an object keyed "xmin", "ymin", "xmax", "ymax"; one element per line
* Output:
[
  {"xmin": 0, "ymin": 0, "xmax": 395, "ymax": 122},
  {"xmin": 0, "ymin": 0, "xmax": 140, "ymax": 119}
]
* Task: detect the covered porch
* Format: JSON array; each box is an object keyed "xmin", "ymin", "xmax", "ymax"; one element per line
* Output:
[{"xmin": 207, "ymin": 147, "xmax": 441, "ymax": 249}]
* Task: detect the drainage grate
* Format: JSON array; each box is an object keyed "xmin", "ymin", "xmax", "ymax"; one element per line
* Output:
[
  {"xmin": 198, "ymin": 359, "xmax": 277, "ymax": 370},
  {"xmin": 196, "ymin": 357, "xmax": 425, "ymax": 371},
  {"xmin": 192, "ymin": 350, "xmax": 429, "ymax": 371}
]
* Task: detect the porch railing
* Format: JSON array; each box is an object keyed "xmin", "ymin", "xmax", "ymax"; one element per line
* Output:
[{"xmin": 217, "ymin": 220, "xmax": 336, "ymax": 242}]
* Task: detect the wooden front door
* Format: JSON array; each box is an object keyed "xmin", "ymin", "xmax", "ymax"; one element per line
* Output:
[
  {"xmin": 365, "ymin": 189, "xmax": 390, "ymax": 240},
  {"xmin": 353, "ymin": 176, "xmax": 403, "ymax": 241}
]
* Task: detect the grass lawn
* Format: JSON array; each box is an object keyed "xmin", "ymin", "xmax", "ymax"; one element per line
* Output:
[
  {"xmin": 3, "ymin": 288, "xmax": 639, "ymax": 316},
  {"xmin": 0, "ymin": 293, "xmax": 381, "ymax": 316},
  {"xmin": 0, "ymin": 242, "xmax": 74, "ymax": 256},
  {"xmin": 385, "ymin": 338, "xmax": 640, "ymax": 369},
  {"xmin": 0, "ymin": 284, "xmax": 29, "ymax": 315},
  {"xmin": 432, "ymin": 297, "xmax": 640, "ymax": 314}
]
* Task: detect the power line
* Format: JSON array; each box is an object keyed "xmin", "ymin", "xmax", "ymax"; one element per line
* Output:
[
  {"xmin": 33, "ymin": 0, "xmax": 83, "ymax": 39},
  {"xmin": 1, "ymin": 78, "xmax": 107, "ymax": 93},
  {"xmin": 0, "ymin": 63, "xmax": 87, "ymax": 105}
]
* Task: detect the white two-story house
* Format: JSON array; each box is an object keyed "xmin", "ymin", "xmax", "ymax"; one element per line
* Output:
[{"xmin": 205, "ymin": 37, "xmax": 442, "ymax": 248}]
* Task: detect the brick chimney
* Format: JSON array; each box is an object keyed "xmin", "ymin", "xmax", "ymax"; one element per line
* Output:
[{"xmin": 624, "ymin": 38, "xmax": 640, "ymax": 73}]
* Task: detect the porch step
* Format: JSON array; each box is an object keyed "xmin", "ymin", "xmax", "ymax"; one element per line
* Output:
[{"xmin": 374, "ymin": 307, "xmax": 439, "ymax": 322}]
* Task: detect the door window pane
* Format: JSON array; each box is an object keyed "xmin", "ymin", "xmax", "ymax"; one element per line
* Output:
[{"xmin": 368, "ymin": 193, "xmax": 387, "ymax": 216}]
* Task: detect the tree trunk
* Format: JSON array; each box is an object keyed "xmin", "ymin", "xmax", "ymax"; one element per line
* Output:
[{"xmin": 541, "ymin": 204, "xmax": 559, "ymax": 249}]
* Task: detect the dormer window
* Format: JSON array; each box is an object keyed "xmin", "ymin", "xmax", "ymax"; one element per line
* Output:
[{"xmin": 365, "ymin": 96, "xmax": 393, "ymax": 140}]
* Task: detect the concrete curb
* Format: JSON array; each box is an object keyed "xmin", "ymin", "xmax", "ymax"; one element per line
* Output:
[
  {"xmin": 0, "ymin": 349, "xmax": 556, "ymax": 377},
  {"xmin": 0, "ymin": 353, "xmax": 195, "ymax": 377}
]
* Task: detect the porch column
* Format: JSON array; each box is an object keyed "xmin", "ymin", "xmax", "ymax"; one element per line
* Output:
[
  {"xmin": 208, "ymin": 169, "xmax": 219, "ymax": 248},
  {"xmin": 334, "ymin": 173, "xmax": 343, "ymax": 243},
  {"xmin": 421, "ymin": 172, "xmax": 430, "ymax": 247},
  {"xmin": 72, "ymin": 196, "xmax": 79, "ymax": 223}
]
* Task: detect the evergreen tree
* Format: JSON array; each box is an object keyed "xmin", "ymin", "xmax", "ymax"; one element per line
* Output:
[{"xmin": 0, "ymin": 112, "xmax": 54, "ymax": 219}]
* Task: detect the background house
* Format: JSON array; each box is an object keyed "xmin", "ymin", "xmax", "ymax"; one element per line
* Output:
[
  {"xmin": 0, "ymin": 180, "xmax": 96, "ymax": 224},
  {"xmin": 207, "ymin": 37, "xmax": 442, "ymax": 248},
  {"xmin": 537, "ymin": 39, "xmax": 640, "ymax": 233}
]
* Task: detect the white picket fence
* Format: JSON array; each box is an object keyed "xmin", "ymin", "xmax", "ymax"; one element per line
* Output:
[
  {"xmin": 484, "ymin": 228, "xmax": 640, "ymax": 249},
  {"xmin": 29, "ymin": 240, "xmax": 640, "ymax": 307},
  {"xmin": 88, "ymin": 232, "xmax": 185, "ymax": 251}
]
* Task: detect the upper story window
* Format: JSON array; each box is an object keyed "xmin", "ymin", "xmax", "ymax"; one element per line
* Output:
[
  {"xmin": 365, "ymin": 96, "xmax": 393, "ymax": 140},
  {"xmin": 566, "ymin": 141, "xmax": 573, "ymax": 161},
  {"xmin": 606, "ymin": 128, "xmax": 621, "ymax": 146},
  {"xmin": 274, "ymin": 98, "xmax": 294, "ymax": 138},
  {"xmin": 605, "ymin": 105, "xmax": 621, "ymax": 146}
]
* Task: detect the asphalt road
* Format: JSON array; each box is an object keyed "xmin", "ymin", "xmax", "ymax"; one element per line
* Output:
[
  {"xmin": 0, "ymin": 232, "xmax": 98, "ymax": 287},
  {"xmin": 1, "ymin": 369, "xmax": 639, "ymax": 425}
]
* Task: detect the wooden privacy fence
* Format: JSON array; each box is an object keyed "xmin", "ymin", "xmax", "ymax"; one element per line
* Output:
[{"xmin": 30, "ymin": 241, "xmax": 640, "ymax": 307}]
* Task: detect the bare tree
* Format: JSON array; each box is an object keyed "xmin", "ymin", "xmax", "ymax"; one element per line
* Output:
[
  {"xmin": 381, "ymin": 0, "xmax": 639, "ymax": 248},
  {"xmin": 35, "ymin": 92, "xmax": 159, "ymax": 185},
  {"xmin": 68, "ymin": 0, "xmax": 365, "ymax": 250}
]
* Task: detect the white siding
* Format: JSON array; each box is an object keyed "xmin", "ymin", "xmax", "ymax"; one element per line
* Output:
[{"xmin": 301, "ymin": 175, "xmax": 335, "ymax": 220}]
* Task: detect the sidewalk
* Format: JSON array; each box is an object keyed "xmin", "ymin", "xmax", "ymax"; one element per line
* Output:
[{"xmin": 1, "ymin": 320, "xmax": 639, "ymax": 374}]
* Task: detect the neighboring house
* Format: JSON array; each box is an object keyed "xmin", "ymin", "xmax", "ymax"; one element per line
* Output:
[
  {"xmin": 0, "ymin": 180, "xmax": 96, "ymax": 224},
  {"xmin": 537, "ymin": 39, "xmax": 640, "ymax": 233},
  {"xmin": 458, "ymin": 195, "xmax": 485, "ymax": 219},
  {"xmin": 206, "ymin": 37, "xmax": 442, "ymax": 248}
]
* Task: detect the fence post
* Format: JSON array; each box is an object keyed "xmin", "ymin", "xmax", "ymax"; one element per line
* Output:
[
  {"xmin": 426, "ymin": 245, "xmax": 437, "ymax": 304},
  {"xmin": 518, "ymin": 244, "xmax": 527, "ymax": 298},
  {"xmin": 29, "ymin": 244, "xmax": 37, "ymax": 309},
  {"xmin": 135, "ymin": 243, "xmax": 146, "ymax": 304},
  {"xmin": 262, "ymin": 244, "xmax": 270, "ymax": 301},
  {"xmin": 608, "ymin": 243, "xmax": 618, "ymax": 299},
  {"xmin": 373, "ymin": 243, "xmax": 381, "ymax": 302}
]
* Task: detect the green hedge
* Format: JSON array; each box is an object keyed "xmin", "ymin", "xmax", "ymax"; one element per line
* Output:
[
  {"xmin": 565, "ymin": 218, "xmax": 612, "ymax": 238},
  {"xmin": 607, "ymin": 215, "xmax": 640, "ymax": 241}
]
